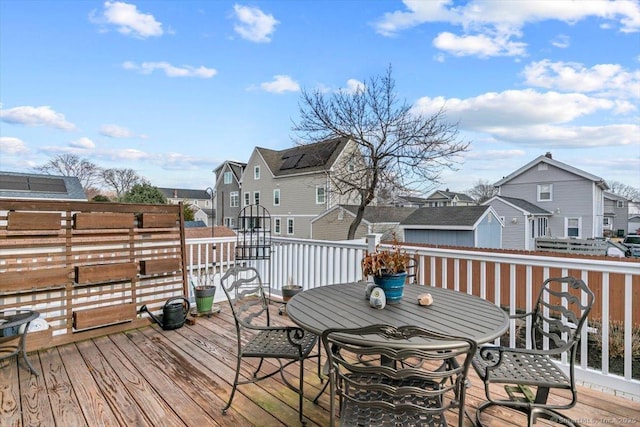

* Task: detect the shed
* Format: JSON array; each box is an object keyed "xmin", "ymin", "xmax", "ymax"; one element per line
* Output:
[{"xmin": 400, "ymin": 206, "xmax": 503, "ymax": 249}]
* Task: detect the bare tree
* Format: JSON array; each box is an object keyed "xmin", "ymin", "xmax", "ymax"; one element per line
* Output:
[
  {"xmin": 468, "ymin": 179, "xmax": 498, "ymax": 204},
  {"xmin": 34, "ymin": 154, "xmax": 102, "ymax": 191},
  {"xmin": 292, "ymin": 66, "xmax": 469, "ymax": 239},
  {"xmin": 608, "ymin": 180, "xmax": 640, "ymax": 201},
  {"xmin": 102, "ymin": 168, "xmax": 147, "ymax": 199}
]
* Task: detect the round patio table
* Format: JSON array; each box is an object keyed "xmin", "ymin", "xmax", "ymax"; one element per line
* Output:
[{"xmin": 286, "ymin": 282, "xmax": 509, "ymax": 349}]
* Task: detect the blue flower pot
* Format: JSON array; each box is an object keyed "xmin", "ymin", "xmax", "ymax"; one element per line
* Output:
[{"xmin": 373, "ymin": 272, "xmax": 407, "ymax": 304}]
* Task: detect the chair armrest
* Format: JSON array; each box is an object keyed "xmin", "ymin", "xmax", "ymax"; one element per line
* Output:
[
  {"xmin": 509, "ymin": 311, "xmax": 533, "ymax": 320},
  {"xmin": 478, "ymin": 344, "xmax": 564, "ymax": 364}
]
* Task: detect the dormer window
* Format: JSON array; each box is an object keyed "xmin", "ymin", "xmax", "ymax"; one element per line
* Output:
[
  {"xmin": 254, "ymin": 166, "xmax": 260, "ymax": 180},
  {"xmin": 223, "ymin": 171, "xmax": 232, "ymax": 184},
  {"xmin": 537, "ymin": 184, "xmax": 552, "ymax": 201}
]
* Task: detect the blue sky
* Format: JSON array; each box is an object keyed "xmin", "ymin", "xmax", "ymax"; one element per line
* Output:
[{"xmin": 1, "ymin": 0, "xmax": 639, "ymax": 194}]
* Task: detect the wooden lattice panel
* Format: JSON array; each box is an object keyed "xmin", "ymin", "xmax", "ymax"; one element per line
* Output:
[{"xmin": 0, "ymin": 200, "xmax": 187, "ymax": 350}]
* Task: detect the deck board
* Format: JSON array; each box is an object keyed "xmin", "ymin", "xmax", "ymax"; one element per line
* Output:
[{"xmin": 1, "ymin": 303, "xmax": 638, "ymax": 427}]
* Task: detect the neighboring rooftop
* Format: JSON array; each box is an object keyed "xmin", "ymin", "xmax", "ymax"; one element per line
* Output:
[
  {"xmin": 158, "ymin": 187, "xmax": 212, "ymax": 200},
  {"xmin": 0, "ymin": 171, "xmax": 87, "ymax": 201},
  {"xmin": 339, "ymin": 205, "xmax": 417, "ymax": 224},
  {"xmin": 257, "ymin": 137, "xmax": 350, "ymax": 177},
  {"xmin": 487, "ymin": 196, "xmax": 552, "ymax": 215},
  {"xmin": 401, "ymin": 206, "xmax": 494, "ymax": 227}
]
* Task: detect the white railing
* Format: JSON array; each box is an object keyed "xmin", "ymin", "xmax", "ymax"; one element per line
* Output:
[{"xmin": 185, "ymin": 234, "xmax": 640, "ymax": 400}]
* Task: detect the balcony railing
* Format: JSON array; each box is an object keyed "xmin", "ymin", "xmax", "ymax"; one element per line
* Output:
[{"xmin": 185, "ymin": 234, "xmax": 640, "ymax": 401}]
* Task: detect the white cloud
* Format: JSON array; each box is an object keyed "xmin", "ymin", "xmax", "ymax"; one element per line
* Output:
[
  {"xmin": 523, "ymin": 60, "xmax": 640, "ymax": 99},
  {"xmin": 100, "ymin": 124, "xmax": 134, "ymax": 138},
  {"xmin": 413, "ymin": 89, "xmax": 639, "ymax": 149},
  {"xmin": 233, "ymin": 4, "xmax": 279, "ymax": 43},
  {"xmin": 260, "ymin": 75, "xmax": 300, "ymax": 93},
  {"xmin": 69, "ymin": 137, "xmax": 96, "ymax": 149},
  {"xmin": 343, "ymin": 79, "xmax": 366, "ymax": 94},
  {"xmin": 551, "ymin": 34, "xmax": 570, "ymax": 48},
  {"xmin": 91, "ymin": 1, "xmax": 163, "ymax": 38},
  {"xmin": 0, "ymin": 105, "xmax": 76, "ymax": 131},
  {"xmin": 374, "ymin": 0, "xmax": 640, "ymax": 57},
  {"xmin": 0, "ymin": 136, "xmax": 28, "ymax": 154},
  {"xmin": 433, "ymin": 32, "xmax": 526, "ymax": 57},
  {"xmin": 122, "ymin": 61, "xmax": 217, "ymax": 78}
]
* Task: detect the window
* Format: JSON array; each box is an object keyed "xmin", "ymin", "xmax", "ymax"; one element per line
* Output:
[
  {"xmin": 537, "ymin": 217, "xmax": 548, "ymax": 237},
  {"xmin": 316, "ymin": 186, "xmax": 326, "ymax": 204},
  {"xmin": 287, "ymin": 218, "xmax": 294, "ymax": 235},
  {"xmin": 230, "ymin": 191, "xmax": 239, "ymax": 207},
  {"xmin": 273, "ymin": 189, "xmax": 280, "ymax": 206},
  {"xmin": 224, "ymin": 217, "xmax": 236, "ymax": 228},
  {"xmin": 566, "ymin": 217, "xmax": 581, "ymax": 238},
  {"xmin": 603, "ymin": 217, "xmax": 611, "ymax": 227},
  {"xmin": 347, "ymin": 158, "xmax": 356, "ymax": 172},
  {"xmin": 223, "ymin": 171, "xmax": 232, "ymax": 184},
  {"xmin": 254, "ymin": 166, "xmax": 260, "ymax": 180},
  {"xmin": 617, "ymin": 200, "xmax": 624, "ymax": 208},
  {"xmin": 254, "ymin": 191, "xmax": 260, "ymax": 205},
  {"xmin": 537, "ymin": 184, "xmax": 552, "ymax": 201},
  {"xmin": 244, "ymin": 192, "xmax": 250, "ymax": 207},
  {"xmin": 274, "ymin": 218, "xmax": 281, "ymax": 234}
]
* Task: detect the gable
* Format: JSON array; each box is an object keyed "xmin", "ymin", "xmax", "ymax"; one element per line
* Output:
[{"xmin": 495, "ymin": 155, "xmax": 608, "ymax": 189}]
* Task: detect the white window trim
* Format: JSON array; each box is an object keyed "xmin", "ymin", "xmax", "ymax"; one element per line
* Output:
[
  {"xmin": 316, "ymin": 185, "xmax": 326, "ymax": 204},
  {"xmin": 287, "ymin": 218, "xmax": 294, "ymax": 235},
  {"xmin": 244, "ymin": 192, "xmax": 250, "ymax": 207},
  {"xmin": 617, "ymin": 200, "xmax": 624, "ymax": 208},
  {"xmin": 537, "ymin": 183, "xmax": 553, "ymax": 202},
  {"xmin": 274, "ymin": 217, "xmax": 281, "ymax": 234},
  {"xmin": 230, "ymin": 191, "xmax": 239, "ymax": 208},
  {"xmin": 254, "ymin": 191, "xmax": 260, "ymax": 206},
  {"xmin": 254, "ymin": 166, "xmax": 260, "ymax": 180},
  {"xmin": 273, "ymin": 189, "xmax": 280, "ymax": 206},
  {"xmin": 565, "ymin": 217, "xmax": 582, "ymax": 238},
  {"xmin": 223, "ymin": 171, "xmax": 232, "ymax": 184}
]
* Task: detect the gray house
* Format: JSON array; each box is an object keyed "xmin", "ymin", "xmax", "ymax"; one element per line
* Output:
[
  {"xmin": 425, "ymin": 189, "xmax": 476, "ymax": 207},
  {"xmin": 311, "ymin": 205, "xmax": 417, "ymax": 241},
  {"xmin": 213, "ymin": 161, "xmax": 246, "ymax": 228},
  {"xmin": 240, "ymin": 137, "xmax": 361, "ymax": 239},
  {"xmin": 158, "ymin": 187, "xmax": 215, "ymax": 225},
  {"xmin": 489, "ymin": 153, "xmax": 609, "ymax": 249},
  {"xmin": 0, "ymin": 171, "xmax": 87, "ymax": 201},
  {"xmin": 400, "ymin": 206, "xmax": 503, "ymax": 249},
  {"xmin": 603, "ymin": 191, "xmax": 629, "ymax": 237}
]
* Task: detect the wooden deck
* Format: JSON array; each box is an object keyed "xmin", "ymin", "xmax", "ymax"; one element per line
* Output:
[{"xmin": 2, "ymin": 303, "xmax": 638, "ymax": 427}]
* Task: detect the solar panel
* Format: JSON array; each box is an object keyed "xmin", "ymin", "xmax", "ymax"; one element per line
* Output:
[
  {"xmin": 29, "ymin": 177, "xmax": 67, "ymax": 193},
  {"xmin": 0, "ymin": 174, "xmax": 29, "ymax": 190},
  {"xmin": 280, "ymin": 153, "xmax": 303, "ymax": 170}
]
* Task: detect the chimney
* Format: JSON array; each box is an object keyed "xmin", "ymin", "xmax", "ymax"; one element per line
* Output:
[
  {"xmin": 173, "ymin": 189, "xmax": 178, "ymax": 198},
  {"xmin": 545, "ymin": 152, "xmax": 552, "ymax": 159}
]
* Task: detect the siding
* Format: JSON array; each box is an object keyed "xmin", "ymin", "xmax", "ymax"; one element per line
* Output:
[
  {"xmin": 404, "ymin": 229, "xmax": 475, "ymax": 246},
  {"xmin": 311, "ymin": 209, "xmax": 369, "ymax": 240},
  {"xmin": 488, "ymin": 200, "xmax": 527, "ymax": 250},
  {"xmin": 476, "ymin": 213, "xmax": 502, "ymax": 248}
]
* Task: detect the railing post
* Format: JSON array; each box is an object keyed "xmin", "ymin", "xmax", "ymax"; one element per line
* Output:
[{"xmin": 366, "ymin": 233, "xmax": 381, "ymax": 254}]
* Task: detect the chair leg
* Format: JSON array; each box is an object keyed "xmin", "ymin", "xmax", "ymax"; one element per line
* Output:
[
  {"xmin": 222, "ymin": 355, "xmax": 242, "ymax": 415},
  {"xmin": 253, "ymin": 358, "xmax": 264, "ymax": 378},
  {"xmin": 299, "ymin": 358, "xmax": 306, "ymax": 425},
  {"xmin": 477, "ymin": 400, "xmax": 581, "ymax": 427}
]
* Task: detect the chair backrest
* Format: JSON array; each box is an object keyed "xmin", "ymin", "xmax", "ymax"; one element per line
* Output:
[
  {"xmin": 220, "ymin": 266, "xmax": 270, "ymax": 331},
  {"xmin": 322, "ymin": 324, "xmax": 476, "ymax": 427},
  {"xmin": 405, "ymin": 254, "xmax": 419, "ymax": 285},
  {"xmin": 531, "ymin": 276, "xmax": 594, "ymax": 354}
]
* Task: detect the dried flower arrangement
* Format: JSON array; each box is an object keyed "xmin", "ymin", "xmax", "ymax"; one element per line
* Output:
[{"xmin": 361, "ymin": 234, "xmax": 410, "ymax": 277}]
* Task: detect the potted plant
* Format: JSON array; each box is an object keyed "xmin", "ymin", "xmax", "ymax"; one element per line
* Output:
[
  {"xmin": 191, "ymin": 273, "xmax": 216, "ymax": 314},
  {"xmin": 361, "ymin": 234, "xmax": 410, "ymax": 304}
]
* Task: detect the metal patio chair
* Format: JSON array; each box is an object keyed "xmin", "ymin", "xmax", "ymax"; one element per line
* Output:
[
  {"xmin": 220, "ymin": 266, "xmax": 320, "ymax": 424},
  {"xmin": 472, "ymin": 276, "xmax": 594, "ymax": 427},
  {"xmin": 322, "ymin": 324, "xmax": 477, "ymax": 427}
]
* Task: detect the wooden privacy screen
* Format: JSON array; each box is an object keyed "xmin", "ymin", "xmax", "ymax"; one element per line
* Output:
[{"xmin": 0, "ymin": 200, "xmax": 188, "ymax": 350}]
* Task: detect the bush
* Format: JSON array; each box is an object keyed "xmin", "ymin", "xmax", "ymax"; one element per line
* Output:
[{"xmin": 591, "ymin": 319, "xmax": 640, "ymax": 358}]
